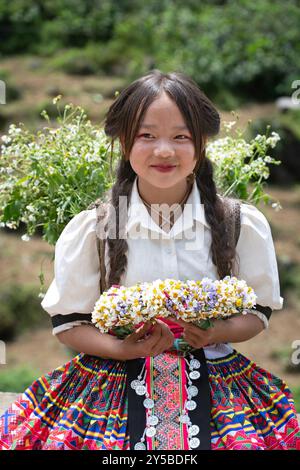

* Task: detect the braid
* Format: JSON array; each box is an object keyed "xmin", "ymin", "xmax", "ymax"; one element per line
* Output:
[
  {"xmin": 106, "ymin": 159, "xmax": 136, "ymax": 288},
  {"xmin": 196, "ymin": 155, "xmax": 236, "ymax": 279}
]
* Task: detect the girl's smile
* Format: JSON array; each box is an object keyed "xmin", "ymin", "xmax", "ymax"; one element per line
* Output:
[{"xmin": 150, "ymin": 165, "xmax": 177, "ymax": 173}]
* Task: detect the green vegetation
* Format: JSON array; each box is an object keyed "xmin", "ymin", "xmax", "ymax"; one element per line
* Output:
[
  {"xmin": 0, "ymin": 99, "xmax": 118, "ymax": 246},
  {"xmin": 0, "ymin": 283, "xmax": 49, "ymax": 341},
  {"xmin": 271, "ymin": 346, "xmax": 300, "ymax": 375},
  {"xmin": 277, "ymin": 255, "xmax": 300, "ymax": 299},
  {"xmin": 291, "ymin": 387, "xmax": 300, "ymax": 413},
  {"xmin": 0, "ymin": 365, "xmax": 42, "ymax": 392},
  {"xmin": 1, "ymin": 0, "xmax": 299, "ymax": 105}
]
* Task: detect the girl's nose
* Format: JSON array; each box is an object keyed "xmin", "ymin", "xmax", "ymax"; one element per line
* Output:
[{"xmin": 153, "ymin": 140, "xmax": 175, "ymax": 157}]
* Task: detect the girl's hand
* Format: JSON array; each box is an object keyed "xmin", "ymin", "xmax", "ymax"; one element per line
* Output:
[
  {"xmin": 118, "ymin": 320, "xmax": 174, "ymax": 360},
  {"xmin": 170, "ymin": 317, "xmax": 216, "ymax": 349}
]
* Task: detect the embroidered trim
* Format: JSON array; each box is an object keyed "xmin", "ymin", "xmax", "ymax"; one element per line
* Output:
[
  {"xmin": 255, "ymin": 304, "xmax": 273, "ymax": 319},
  {"xmin": 51, "ymin": 312, "xmax": 92, "ymax": 328},
  {"xmin": 248, "ymin": 309, "xmax": 269, "ymax": 329}
]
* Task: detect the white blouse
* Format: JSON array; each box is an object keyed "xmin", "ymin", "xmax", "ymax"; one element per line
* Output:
[{"xmin": 41, "ymin": 176, "xmax": 284, "ymax": 359}]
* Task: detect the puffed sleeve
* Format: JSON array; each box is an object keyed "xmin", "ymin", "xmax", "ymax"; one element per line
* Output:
[
  {"xmin": 235, "ymin": 203, "xmax": 284, "ymax": 329},
  {"xmin": 41, "ymin": 209, "xmax": 101, "ymax": 336}
]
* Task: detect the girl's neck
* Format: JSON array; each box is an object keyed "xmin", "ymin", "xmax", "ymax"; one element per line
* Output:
[{"xmin": 136, "ymin": 177, "xmax": 193, "ymax": 207}]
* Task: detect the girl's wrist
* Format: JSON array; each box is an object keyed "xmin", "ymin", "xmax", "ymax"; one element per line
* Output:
[
  {"xmin": 109, "ymin": 338, "xmax": 130, "ymax": 361},
  {"xmin": 111, "ymin": 337, "xmax": 142, "ymax": 361}
]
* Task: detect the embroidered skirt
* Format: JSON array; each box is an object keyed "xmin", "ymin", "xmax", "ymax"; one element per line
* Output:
[{"xmin": 0, "ymin": 348, "xmax": 299, "ymax": 451}]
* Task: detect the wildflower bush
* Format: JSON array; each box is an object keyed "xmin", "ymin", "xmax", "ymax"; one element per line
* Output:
[
  {"xmin": 207, "ymin": 117, "xmax": 282, "ymax": 206},
  {"xmin": 0, "ymin": 97, "xmax": 118, "ymax": 246}
]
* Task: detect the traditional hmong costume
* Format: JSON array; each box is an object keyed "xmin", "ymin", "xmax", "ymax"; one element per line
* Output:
[{"xmin": 1, "ymin": 176, "xmax": 299, "ymax": 450}]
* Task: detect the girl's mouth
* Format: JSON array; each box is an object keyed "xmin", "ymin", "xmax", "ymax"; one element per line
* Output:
[{"xmin": 151, "ymin": 165, "xmax": 176, "ymax": 173}]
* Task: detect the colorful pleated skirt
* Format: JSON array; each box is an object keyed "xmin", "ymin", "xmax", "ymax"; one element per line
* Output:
[{"xmin": 0, "ymin": 348, "xmax": 299, "ymax": 450}]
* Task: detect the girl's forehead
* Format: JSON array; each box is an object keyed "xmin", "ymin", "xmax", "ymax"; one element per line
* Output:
[
  {"xmin": 145, "ymin": 92, "xmax": 177, "ymax": 111},
  {"xmin": 140, "ymin": 93, "xmax": 186, "ymax": 125}
]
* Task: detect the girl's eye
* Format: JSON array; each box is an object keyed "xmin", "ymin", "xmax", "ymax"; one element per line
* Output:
[{"xmin": 138, "ymin": 134, "xmax": 190, "ymax": 140}]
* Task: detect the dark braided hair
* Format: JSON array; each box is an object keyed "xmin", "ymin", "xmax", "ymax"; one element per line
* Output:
[{"xmin": 93, "ymin": 70, "xmax": 241, "ymax": 289}]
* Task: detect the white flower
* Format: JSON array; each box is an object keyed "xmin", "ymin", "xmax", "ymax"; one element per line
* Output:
[
  {"xmin": 52, "ymin": 95, "xmax": 62, "ymax": 105},
  {"xmin": 223, "ymin": 121, "xmax": 236, "ymax": 130},
  {"xmin": 1, "ymin": 135, "xmax": 11, "ymax": 144},
  {"xmin": 266, "ymin": 132, "xmax": 280, "ymax": 148},
  {"xmin": 6, "ymin": 222, "xmax": 17, "ymax": 229},
  {"xmin": 21, "ymin": 234, "xmax": 31, "ymax": 242},
  {"xmin": 91, "ymin": 277, "xmax": 256, "ymax": 334},
  {"xmin": 8, "ymin": 125, "xmax": 22, "ymax": 135},
  {"xmin": 26, "ymin": 204, "xmax": 35, "ymax": 213},
  {"xmin": 271, "ymin": 202, "xmax": 282, "ymax": 211}
]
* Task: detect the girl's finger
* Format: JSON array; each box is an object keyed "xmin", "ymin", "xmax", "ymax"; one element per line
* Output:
[
  {"xmin": 144, "ymin": 322, "xmax": 162, "ymax": 346},
  {"xmin": 184, "ymin": 328, "xmax": 199, "ymax": 340},
  {"xmin": 150, "ymin": 342, "xmax": 169, "ymax": 356},
  {"xmin": 144, "ymin": 330, "xmax": 164, "ymax": 356},
  {"xmin": 150, "ymin": 329, "xmax": 174, "ymax": 356},
  {"xmin": 183, "ymin": 331, "xmax": 198, "ymax": 347},
  {"xmin": 156, "ymin": 321, "xmax": 174, "ymax": 342},
  {"xmin": 136, "ymin": 321, "xmax": 152, "ymax": 335},
  {"xmin": 127, "ymin": 321, "xmax": 153, "ymax": 342}
]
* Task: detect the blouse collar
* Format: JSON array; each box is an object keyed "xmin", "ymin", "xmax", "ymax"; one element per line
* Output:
[{"xmin": 126, "ymin": 175, "xmax": 209, "ymax": 238}]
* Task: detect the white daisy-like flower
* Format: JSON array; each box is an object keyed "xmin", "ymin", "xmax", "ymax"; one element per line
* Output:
[{"xmin": 91, "ymin": 278, "xmax": 257, "ymax": 334}]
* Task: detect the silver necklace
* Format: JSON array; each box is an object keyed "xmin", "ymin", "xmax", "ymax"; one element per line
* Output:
[{"xmin": 139, "ymin": 185, "xmax": 192, "ymax": 230}]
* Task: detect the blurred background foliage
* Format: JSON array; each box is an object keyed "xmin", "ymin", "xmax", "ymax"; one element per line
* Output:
[{"xmin": 0, "ymin": 0, "xmax": 299, "ymax": 105}]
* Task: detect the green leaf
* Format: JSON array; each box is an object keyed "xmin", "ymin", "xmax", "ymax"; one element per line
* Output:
[{"xmin": 3, "ymin": 200, "xmax": 22, "ymax": 221}]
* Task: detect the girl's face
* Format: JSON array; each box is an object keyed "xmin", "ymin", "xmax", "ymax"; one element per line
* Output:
[{"xmin": 128, "ymin": 91, "xmax": 197, "ymax": 190}]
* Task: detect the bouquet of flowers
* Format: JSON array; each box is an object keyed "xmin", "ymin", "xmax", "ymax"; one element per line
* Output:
[{"xmin": 91, "ymin": 276, "xmax": 257, "ymax": 342}]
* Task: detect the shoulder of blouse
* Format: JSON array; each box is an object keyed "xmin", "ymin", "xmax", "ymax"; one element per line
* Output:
[
  {"xmin": 55, "ymin": 208, "xmax": 98, "ymax": 247},
  {"xmin": 239, "ymin": 201, "xmax": 272, "ymax": 237}
]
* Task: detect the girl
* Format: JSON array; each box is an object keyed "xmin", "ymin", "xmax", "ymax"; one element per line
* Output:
[{"xmin": 0, "ymin": 70, "xmax": 299, "ymax": 450}]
